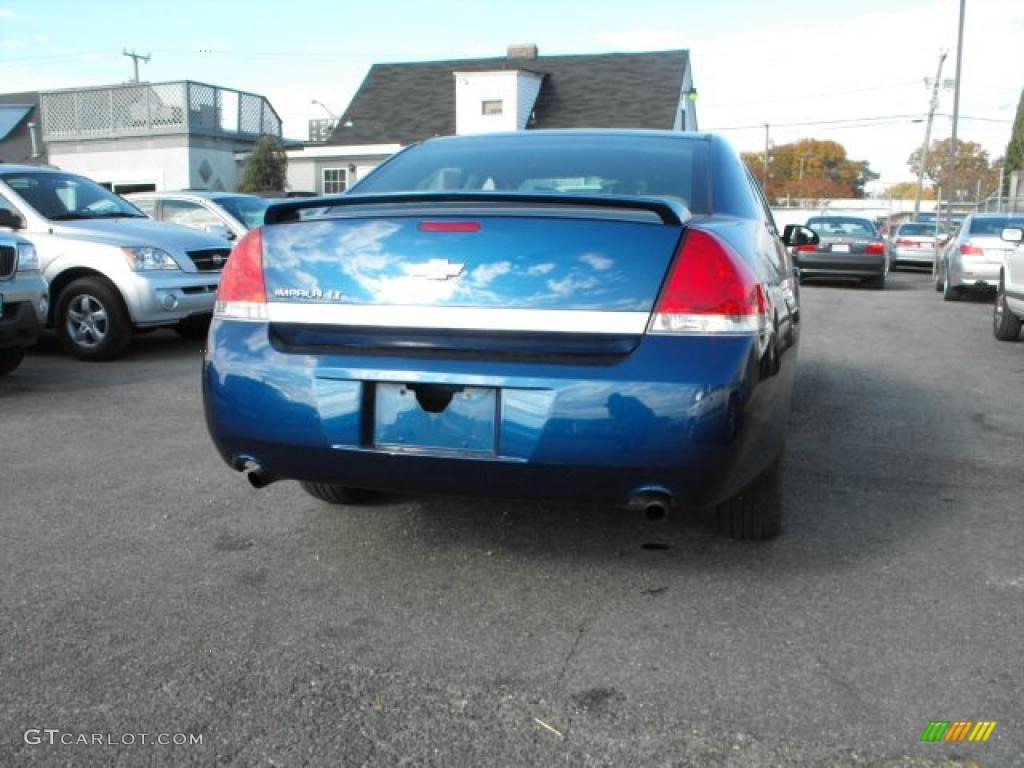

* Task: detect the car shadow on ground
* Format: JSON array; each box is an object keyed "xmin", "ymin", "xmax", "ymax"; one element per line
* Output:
[{"xmin": 302, "ymin": 358, "xmax": 958, "ymax": 578}]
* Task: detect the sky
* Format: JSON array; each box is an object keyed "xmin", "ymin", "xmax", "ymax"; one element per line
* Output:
[{"xmin": 2, "ymin": 0, "xmax": 1021, "ymax": 192}]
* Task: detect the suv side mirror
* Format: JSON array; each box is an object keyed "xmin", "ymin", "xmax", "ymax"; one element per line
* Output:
[
  {"xmin": 1001, "ymin": 227, "xmax": 1023, "ymax": 244},
  {"xmin": 0, "ymin": 209, "xmax": 25, "ymax": 230},
  {"xmin": 782, "ymin": 224, "xmax": 819, "ymax": 247}
]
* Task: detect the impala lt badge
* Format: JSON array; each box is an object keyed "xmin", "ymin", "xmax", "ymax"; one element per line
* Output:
[{"xmin": 408, "ymin": 259, "xmax": 465, "ymax": 280}]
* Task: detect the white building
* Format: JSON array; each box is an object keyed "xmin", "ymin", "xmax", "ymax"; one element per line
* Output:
[{"xmin": 10, "ymin": 81, "xmax": 282, "ymax": 193}]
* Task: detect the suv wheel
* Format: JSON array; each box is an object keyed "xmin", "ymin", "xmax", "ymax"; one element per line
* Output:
[
  {"xmin": 715, "ymin": 455, "xmax": 783, "ymax": 541},
  {"xmin": 300, "ymin": 482, "xmax": 377, "ymax": 505},
  {"xmin": 0, "ymin": 347, "xmax": 26, "ymax": 376},
  {"xmin": 55, "ymin": 277, "xmax": 132, "ymax": 361},
  {"xmin": 993, "ymin": 278, "xmax": 1023, "ymax": 341}
]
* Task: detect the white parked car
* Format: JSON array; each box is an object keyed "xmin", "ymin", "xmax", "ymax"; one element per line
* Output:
[
  {"xmin": 0, "ymin": 166, "xmax": 232, "ymax": 360},
  {"xmin": 127, "ymin": 191, "xmax": 275, "ymax": 241},
  {"xmin": 994, "ymin": 225, "xmax": 1024, "ymax": 341}
]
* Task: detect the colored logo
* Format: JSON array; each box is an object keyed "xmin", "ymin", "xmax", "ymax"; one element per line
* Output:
[{"xmin": 921, "ymin": 721, "xmax": 997, "ymax": 742}]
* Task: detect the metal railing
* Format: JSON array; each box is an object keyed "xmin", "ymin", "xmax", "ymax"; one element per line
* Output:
[{"xmin": 39, "ymin": 81, "xmax": 282, "ymax": 141}]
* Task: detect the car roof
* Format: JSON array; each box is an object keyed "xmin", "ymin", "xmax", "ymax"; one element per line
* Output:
[
  {"xmin": 0, "ymin": 163, "xmax": 65, "ymax": 174},
  {"xmin": 126, "ymin": 191, "xmax": 242, "ymax": 200}
]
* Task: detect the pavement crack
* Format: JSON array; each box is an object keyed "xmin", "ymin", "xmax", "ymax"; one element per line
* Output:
[{"xmin": 556, "ymin": 620, "xmax": 589, "ymax": 687}]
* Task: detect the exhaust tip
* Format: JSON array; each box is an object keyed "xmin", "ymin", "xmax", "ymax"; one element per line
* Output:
[{"xmin": 629, "ymin": 490, "xmax": 673, "ymax": 522}]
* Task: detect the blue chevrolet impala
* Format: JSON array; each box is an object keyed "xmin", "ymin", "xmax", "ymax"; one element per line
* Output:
[{"xmin": 203, "ymin": 130, "xmax": 816, "ymax": 539}]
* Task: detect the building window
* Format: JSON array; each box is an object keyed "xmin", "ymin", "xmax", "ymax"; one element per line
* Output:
[
  {"xmin": 481, "ymin": 100, "xmax": 503, "ymax": 116},
  {"xmin": 322, "ymin": 167, "xmax": 348, "ymax": 194}
]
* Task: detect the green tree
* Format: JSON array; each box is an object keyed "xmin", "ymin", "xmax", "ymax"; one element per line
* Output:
[
  {"xmin": 1004, "ymin": 88, "xmax": 1024, "ymax": 195},
  {"xmin": 907, "ymin": 138, "xmax": 998, "ymax": 202},
  {"xmin": 238, "ymin": 135, "xmax": 287, "ymax": 193},
  {"xmin": 742, "ymin": 138, "xmax": 876, "ymax": 201}
]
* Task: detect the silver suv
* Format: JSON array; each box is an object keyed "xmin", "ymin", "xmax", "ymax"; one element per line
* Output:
[
  {"xmin": 0, "ymin": 166, "xmax": 231, "ymax": 360},
  {"xmin": 994, "ymin": 224, "xmax": 1024, "ymax": 341},
  {"xmin": 0, "ymin": 232, "xmax": 48, "ymax": 376}
]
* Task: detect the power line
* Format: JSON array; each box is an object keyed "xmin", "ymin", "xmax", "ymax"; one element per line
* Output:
[
  {"xmin": 701, "ymin": 80, "xmax": 921, "ymax": 108},
  {"xmin": 711, "ymin": 114, "xmax": 927, "ymax": 131}
]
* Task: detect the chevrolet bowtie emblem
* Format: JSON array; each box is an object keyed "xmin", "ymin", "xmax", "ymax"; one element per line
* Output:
[{"xmin": 408, "ymin": 259, "xmax": 465, "ymax": 280}]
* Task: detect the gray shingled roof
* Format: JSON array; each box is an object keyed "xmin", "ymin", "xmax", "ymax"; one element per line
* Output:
[
  {"xmin": 0, "ymin": 91, "xmax": 45, "ymax": 165},
  {"xmin": 329, "ymin": 50, "xmax": 689, "ymax": 146}
]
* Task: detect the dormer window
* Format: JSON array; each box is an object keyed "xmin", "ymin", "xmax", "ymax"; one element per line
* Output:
[{"xmin": 481, "ymin": 100, "xmax": 504, "ymax": 116}]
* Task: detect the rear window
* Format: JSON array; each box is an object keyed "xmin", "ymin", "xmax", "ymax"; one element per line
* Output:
[
  {"xmin": 898, "ymin": 223, "xmax": 947, "ymax": 236},
  {"xmin": 806, "ymin": 217, "xmax": 877, "ymax": 237},
  {"xmin": 969, "ymin": 216, "xmax": 1024, "ymax": 236},
  {"xmin": 352, "ymin": 134, "xmax": 711, "ymax": 214}
]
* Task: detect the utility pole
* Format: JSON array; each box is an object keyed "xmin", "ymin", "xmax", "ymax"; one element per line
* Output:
[
  {"xmin": 122, "ymin": 49, "xmax": 151, "ymax": 83},
  {"xmin": 763, "ymin": 123, "xmax": 770, "ymax": 200},
  {"xmin": 913, "ymin": 50, "xmax": 947, "ymax": 218},
  {"xmin": 947, "ymin": 0, "xmax": 966, "ymax": 226}
]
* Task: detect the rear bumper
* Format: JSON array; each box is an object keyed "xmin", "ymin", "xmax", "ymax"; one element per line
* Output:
[
  {"xmin": 203, "ymin": 319, "xmax": 798, "ymax": 509},
  {"xmin": 948, "ymin": 260, "xmax": 1000, "ymax": 289},
  {"xmin": 794, "ymin": 252, "xmax": 885, "ymax": 279},
  {"xmin": 891, "ymin": 247, "xmax": 935, "ymax": 266}
]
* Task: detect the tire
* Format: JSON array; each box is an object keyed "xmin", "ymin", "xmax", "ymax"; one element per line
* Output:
[
  {"xmin": 934, "ymin": 262, "xmax": 943, "ymax": 292},
  {"xmin": 715, "ymin": 454, "xmax": 783, "ymax": 541},
  {"xmin": 55, "ymin": 277, "xmax": 132, "ymax": 361},
  {"xmin": 942, "ymin": 267, "xmax": 962, "ymax": 302},
  {"xmin": 300, "ymin": 482, "xmax": 377, "ymax": 505},
  {"xmin": 174, "ymin": 314, "xmax": 212, "ymax": 340},
  {"xmin": 0, "ymin": 347, "xmax": 25, "ymax": 376},
  {"xmin": 993, "ymin": 278, "xmax": 1023, "ymax": 341},
  {"xmin": 866, "ymin": 274, "xmax": 885, "ymax": 290}
]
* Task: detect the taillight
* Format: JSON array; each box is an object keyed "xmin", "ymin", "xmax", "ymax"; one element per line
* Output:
[
  {"xmin": 214, "ymin": 229, "xmax": 268, "ymax": 320},
  {"xmin": 418, "ymin": 221, "xmax": 481, "ymax": 232},
  {"xmin": 960, "ymin": 243, "xmax": 984, "ymax": 256},
  {"xmin": 649, "ymin": 229, "xmax": 768, "ymax": 335},
  {"xmin": 895, "ymin": 238, "xmax": 918, "ymax": 247},
  {"xmin": 795, "ymin": 244, "xmax": 817, "ymax": 252},
  {"xmin": 865, "ymin": 243, "xmax": 885, "ymax": 254}
]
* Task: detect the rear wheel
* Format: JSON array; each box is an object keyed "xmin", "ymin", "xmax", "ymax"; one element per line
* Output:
[
  {"xmin": 55, "ymin": 277, "xmax": 132, "ymax": 361},
  {"xmin": 300, "ymin": 482, "xmax": 377, "ymax": 505},
  {"xmin": 942, "ymin": 268, "xmax": 962, "ymax": 302},
  {"xmin": 993, "ymin": 278, "xmax": 1023, "ymax": 341},
  {"xmin": 934, "ymin": 260, "xmax": 944, "ymax": 292},
  {"xmin": 715, "ymin": 455, "xmax": 783, "ymax": 541},
  {"xmin": 0, "ymin": 347, "xmax": 25, "ymax": 376}
]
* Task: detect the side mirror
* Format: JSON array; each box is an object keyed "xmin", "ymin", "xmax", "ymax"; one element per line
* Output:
[
  {"xmin": 204, "ymin": 223, "xmax": 236, "ymax": 241},
  {"xmin": 0, "ymin": 209, "xmax": 25, "ymax": 230},
  {"xmin": 1001, "ymin": 227, "xmax": 1023, "ymax": 244},
  {"xmin": 782, "ymin": 224, "xmax": 819, "ymax": 247}
]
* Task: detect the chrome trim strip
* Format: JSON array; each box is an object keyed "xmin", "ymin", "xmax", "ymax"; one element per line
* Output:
[{"xmin": 262, "ymin": 303, "xmax": 650, "ymax": 334}]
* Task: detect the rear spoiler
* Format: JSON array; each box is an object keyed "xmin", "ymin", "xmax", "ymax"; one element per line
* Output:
[{"xmin": 264, "ymin": 191, "xmax": 690, "ymax": 227}]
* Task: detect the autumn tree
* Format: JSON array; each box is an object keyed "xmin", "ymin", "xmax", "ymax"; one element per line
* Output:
[
  {"xmin": 1004, "ymin": 88, "xmax": 1024, "ymax": 195},
  {"xmin": 885, "ymin": 181, "xmax": 935, "ymax": 200},
  {"xmin": 907, "ymin": 138, "xmax": 999, "ymax": 202},
  {"xmin": 238, "ymin": 135, "xmax": 288, "ymax": 193},
  {"xmin": 742, "ymin": 138, "xmax": 877, "ymax": 201}
]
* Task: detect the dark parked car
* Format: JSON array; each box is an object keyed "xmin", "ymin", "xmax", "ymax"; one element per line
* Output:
[
  {"xmin": 795, "ymin": 215, "xmax": 888, "ymax": 289},
  {"xmin": 203, "ymin": 130, "xmax": 815, "ymax": 540}
]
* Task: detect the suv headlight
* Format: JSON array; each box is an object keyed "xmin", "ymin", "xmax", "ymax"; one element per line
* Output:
[
  {"xmin": 16, "ymin": 242, "xmax": 39, "ymax": 272},
  {"xmin": 122, "ymin": 246, "xmax": 180, "ymax": 271}
]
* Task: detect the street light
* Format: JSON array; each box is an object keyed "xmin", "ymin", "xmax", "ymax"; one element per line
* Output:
[{"xmin": 311, "ymin": 99, "xmax": 338, "ymax": 119}]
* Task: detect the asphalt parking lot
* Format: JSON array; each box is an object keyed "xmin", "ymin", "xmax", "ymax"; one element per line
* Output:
[{"xmin": 1, "ymin": 271, "xmax": 1021, "ymax": 767}]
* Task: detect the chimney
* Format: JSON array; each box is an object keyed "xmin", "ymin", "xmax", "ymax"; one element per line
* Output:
[{"xmin": 507, "ymin": 43, "xmax": 538, "ymax": 60}]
